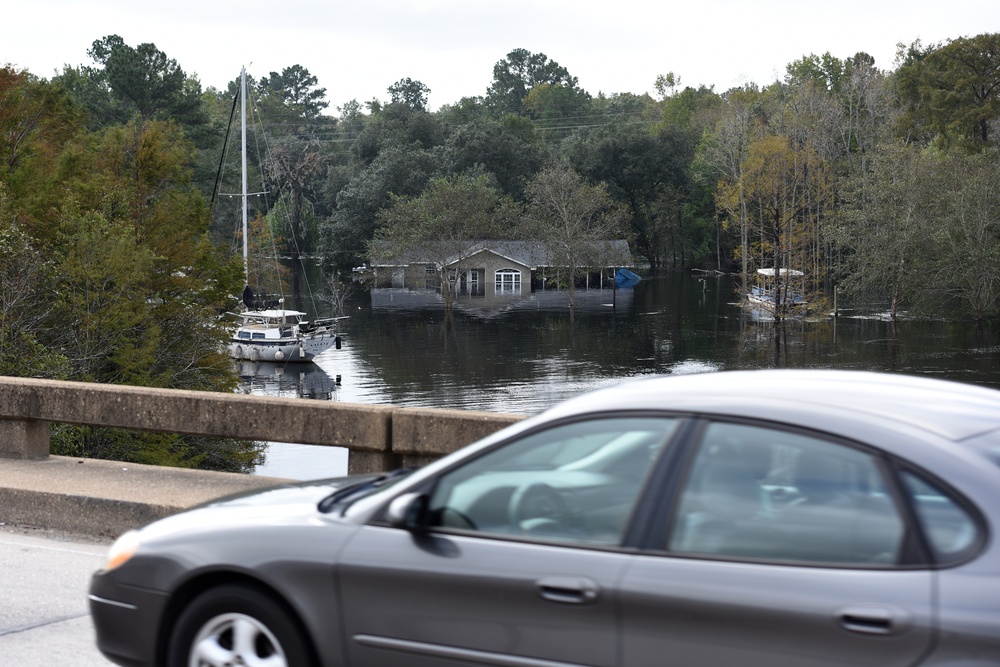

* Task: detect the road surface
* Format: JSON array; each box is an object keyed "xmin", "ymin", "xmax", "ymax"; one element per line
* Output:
[{"xmin": 0, "ymin": 526, "xmax": 115, "ymax": 666}]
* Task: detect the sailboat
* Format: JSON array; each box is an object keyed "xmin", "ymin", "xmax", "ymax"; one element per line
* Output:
[{"xmin": 227, "ymin": 67, "xmax": 343, "ymax": 363}]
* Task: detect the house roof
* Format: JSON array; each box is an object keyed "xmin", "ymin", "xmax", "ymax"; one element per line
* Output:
[{"xmin": 370, "ymin": 240, "xmax": 633, "ymax": 269}]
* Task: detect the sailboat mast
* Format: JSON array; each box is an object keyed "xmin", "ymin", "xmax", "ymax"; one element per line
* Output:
[{"xmin": 241, "ymin": 67, "xmax": 249, "ymax": 284}]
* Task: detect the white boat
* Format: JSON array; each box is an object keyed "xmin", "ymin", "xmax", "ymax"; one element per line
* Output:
[
  {"xmin": 227, "ymin": 67, "xmax": 343, "ymax": 363},
  {"xmin": 229, "ymin": 309, "xmax": 342, "ymax": 362},
  {"xmin": 747, "ymin": 267, "xmax": 808, "ymax": 313}
]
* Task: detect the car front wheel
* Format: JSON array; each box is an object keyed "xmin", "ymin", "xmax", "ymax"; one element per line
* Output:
[{"xmin": 167, "ymin": 584, "xmax": 315, "ymax": 667}]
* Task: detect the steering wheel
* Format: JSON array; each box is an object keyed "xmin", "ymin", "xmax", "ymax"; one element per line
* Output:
[{"xmin": 508, "ymin": 482, "xmax": 572, "ymax": 530}]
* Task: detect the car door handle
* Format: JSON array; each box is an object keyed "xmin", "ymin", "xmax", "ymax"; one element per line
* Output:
[
  {"xmin": 836, "ymin": 605, "xmax": 910, "ymax": 635},
  {"xmin": 536, "ymin": 576, "xmax": 600, "ymax": 604}
]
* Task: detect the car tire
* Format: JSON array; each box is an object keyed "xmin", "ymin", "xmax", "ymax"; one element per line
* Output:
[{"xmin": 167, "ymin": 583, "xmax": 315, "ymax": 667}]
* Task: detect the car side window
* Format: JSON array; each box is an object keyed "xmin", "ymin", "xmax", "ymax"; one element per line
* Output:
[
  {"xmin": 668, "ymin": 422, "xmax": 905, "ymax": 566},
  {"xmin": 900, "ymin": 471, "xmax": 979, "ymax": 564},
  {"xmin": 427, "ymin": 417, "xmax": 678, "ymax": 546}
]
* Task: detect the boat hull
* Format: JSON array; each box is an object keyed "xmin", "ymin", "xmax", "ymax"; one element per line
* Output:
[{"xmin": 229, "ymin": 332, "xmax": 338, "ymax": 362}]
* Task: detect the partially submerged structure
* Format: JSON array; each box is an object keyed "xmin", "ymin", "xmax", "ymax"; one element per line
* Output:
[
  {"xmin": 368, "ymin": 240, "xmax": 635, "ymax": 299},
  {"xmin": 747, "ymin": 267, "xmax": 808, "ymax": 317}
]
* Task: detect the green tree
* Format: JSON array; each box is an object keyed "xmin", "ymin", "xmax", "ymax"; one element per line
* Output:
[
  {"xmin": 486, "ymin": 49, "xmax": 579, "ymax": 116},
  {"xmin": 896, "ymin": 33, "xmax": 1000, "ymax": 149},
  {"xmin": 657, "ymin": 84, "xmax": 721, "ymax": 136},
  {"xmin": 45, "ymin": 119, "xmax": 241, "ymax": 388},
  {"xmin": 928, "ymin": 149, "xmax": 1000, "ymax": 319},
  {"xmin": 592, "ymin": 91, "xmax": 657, "ymax": 120},
  {"xmin": 834, "ymin": 142, "xmax": 935, "ymax": 318},
  {"xmin": 722, "ymin": 135, "xmax": 832, "ymax": 319},
  {"xmin": 437, "ymin": 95, "xmax": 490, "ymax": 127},
  {"xmin": 0, "ymin": 67, "xmax": 84, "ymax": 202},
  {"xmin": 522, "ymin": 82, "xmax": 593, "ymax": 135},
  {"xmin": 785, "ymin": 52, "xmax": 846, "ymax": 92},
  {"xmin": 264, "ymin": 137, "xmax": 328, "ymax": 259},
  {"xmin": 526, "ymin": 165, "xmax": 626, "ymax": 309},
  {"xmin": 570, "ymin": 121, "xmax": 691, "ymax": 271},
  {"xmin": 387, "ymin": 77, "xmax": 431, "ymax": 111},
  {"xmin": 0, "ymin": 186, "xmax": 68, "ymax": 377},
  {"xmin": 440, "ymin": 117, "xmax": 544, "ymax": 199},
  {"xmin": 257, "ymin": 65, "xmax": 329, "ymax": 120},
  {"xmin": 370, "ymin": 173, "xmax": 518, "ymax": 311},
  {"xmin": 50, "ymin": 206, "xmax": 158, "ymax": 383},
  {"xmin": 699, "ymin": 84, "xmax": 767, "ymax": 283},
  {"xmin": 321, "ymin": 144, "xmax": 440, "ymax": 267},
  {"xmin": 0, "ymin": 62, "xmax": 264, "ymax": 471},
  {"xmin": 349, "ymin": 94, "xmax": 446, "ymax": 166},
  {"xmin": 836, "ymin": 53, "xmax": 894, "ymax": 180},
  {"xmin": 82, "ymin": 35, "xmax": 206, "ymax": 127}
]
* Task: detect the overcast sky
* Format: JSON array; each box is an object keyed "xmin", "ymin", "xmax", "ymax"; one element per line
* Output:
[{"xmin": 5, "ymin": 0, "xmax": 997, "ymax": 113}]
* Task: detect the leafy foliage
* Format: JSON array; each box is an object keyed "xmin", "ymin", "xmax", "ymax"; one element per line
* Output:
[
  {"xmin": 258, "ymin": 65, "xmax": 329, "ymax": 120},
  {"xmin": 486, "ymin": 49, "xmax": 581, "ymax": 116},
  {"xmin": 526, "ymin": 165, "xmax": 627, "ymax": 308},
  {"xmin": 896, "ymin": 34, "xmax": 1000, "ymax": 149},
  {"xmin": 370, "ymin": 173, "xmax": 519, "ymax": 311},
  {"xmin": 78, "ymin": 35, "xmax": 207, "ymax": 128},
  {"xmin": 0, "ymin": 66, "xmax": 258, "ymax": 471}
]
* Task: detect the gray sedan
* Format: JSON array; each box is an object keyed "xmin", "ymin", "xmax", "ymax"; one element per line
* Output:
[{"xmin": 90, "ymin": 369, "xmax": 1000, "ymax": 666}]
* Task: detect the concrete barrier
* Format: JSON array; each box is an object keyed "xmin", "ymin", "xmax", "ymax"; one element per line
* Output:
[{"xmin": 0, "ymin": 376, "xmax": 526, "ymax": 538}]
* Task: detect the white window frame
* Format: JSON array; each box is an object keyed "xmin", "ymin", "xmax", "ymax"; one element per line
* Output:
[{"xmin": 495, "ymin": 269, "xmax": 522, "ymax": 294}]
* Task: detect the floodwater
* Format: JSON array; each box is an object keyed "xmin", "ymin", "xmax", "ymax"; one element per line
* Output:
[{"xmin": 244, "ymin": 272, "xmax": 1000, "ymax": 478}]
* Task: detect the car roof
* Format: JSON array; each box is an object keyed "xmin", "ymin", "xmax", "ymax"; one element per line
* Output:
[{"xmin": 542, "ymin": 369, "xmax": 1000, "ymax": 442}]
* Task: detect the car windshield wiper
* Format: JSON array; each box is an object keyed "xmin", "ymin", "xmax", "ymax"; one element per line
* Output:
[{"xmin": 317, "ymin": 468, "xmax": 415, "ymax": 514}]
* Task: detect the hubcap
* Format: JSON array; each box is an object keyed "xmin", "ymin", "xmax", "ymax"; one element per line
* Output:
[{"xmin": 189, "ymin": 612, "xmax": 286, "ymax": 667}]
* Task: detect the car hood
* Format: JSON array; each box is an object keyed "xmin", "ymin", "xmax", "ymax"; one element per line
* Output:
[
  {"xmin": 99, "ymin": 476, "xmax": 386, "ymax": 594},
  {"xmin": 135, "ymin": 474, "xmax": 379, "ymax": 542}
]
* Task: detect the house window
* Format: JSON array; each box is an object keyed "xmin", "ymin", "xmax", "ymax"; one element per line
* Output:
[
  {"xmin": 496, "ymin": 269, "xmax": 521, "ymax": 293},
  {"xmin": 425, "ymin": 265, "xmax": 436, "ymax": 275}
]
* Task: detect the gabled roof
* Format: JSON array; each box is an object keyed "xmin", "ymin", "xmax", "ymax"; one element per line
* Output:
[{"xmin": 370, "ymin": 239, "xmax": 633, "ymax": 269}]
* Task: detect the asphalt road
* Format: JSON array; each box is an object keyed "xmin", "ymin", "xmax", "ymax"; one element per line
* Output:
[{"xmin": 0, "ymin": 526, "xmax": 115, "ymax": 666}]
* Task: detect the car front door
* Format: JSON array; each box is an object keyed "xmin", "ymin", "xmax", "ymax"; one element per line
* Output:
[
  {"xmin": 337, "ymin": 416, "xmax": 680, "ymax": 667},
  {"xmin": 619, "ymin": 420, "xmax": 935, "ymax": 667}
]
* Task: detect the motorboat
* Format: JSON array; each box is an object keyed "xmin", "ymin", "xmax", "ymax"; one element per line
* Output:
[{"xmin": 747, "ymin": 267, "xmax": 807, "ymax": 313}]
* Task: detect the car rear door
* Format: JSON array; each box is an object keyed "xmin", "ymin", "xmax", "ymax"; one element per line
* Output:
[{"xmin": 618, "ymin": 419, "xmax": 935, "ymax": 667}]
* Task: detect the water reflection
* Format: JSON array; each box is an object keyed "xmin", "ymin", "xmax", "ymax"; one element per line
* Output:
[
  {"xmin": 255, "ymin": 272, "xmax": 1000, "ymax": 414},
  {"xmin": 236, "ymin": 361, "xmax": 341, "ymax": 401},
  {"xmin": 248, "ymin": 272, "xmax": 1000, "ymax": 477}
]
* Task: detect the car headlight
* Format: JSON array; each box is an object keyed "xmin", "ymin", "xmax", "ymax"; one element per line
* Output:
[{"xmin": 104, "ymin": 530, "xmax": 141, "ymax": 571}]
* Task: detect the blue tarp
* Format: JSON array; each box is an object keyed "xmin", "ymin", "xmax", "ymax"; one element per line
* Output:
[{"xmin": 615, "ymin": 268, "xmax": 641, "ymax": 288}]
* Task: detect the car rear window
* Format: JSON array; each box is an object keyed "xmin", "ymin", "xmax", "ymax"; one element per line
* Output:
[{"xmin": 668, "ymin": 422, "xmax": 905, "ymax": 566}]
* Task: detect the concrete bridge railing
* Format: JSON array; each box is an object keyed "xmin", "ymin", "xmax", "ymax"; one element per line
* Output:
[
  {"xmin": 0, "ymin": 376, "xmax": 525, "ymax": 538},
  {"xmin": 0, "ymin": 376, "xmax": 525, "ymax": 472}
]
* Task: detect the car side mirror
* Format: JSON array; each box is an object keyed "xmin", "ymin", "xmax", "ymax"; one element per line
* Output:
[{"xmin": 386, "ymin": 492, "xmax": 429, "ymax": 531}]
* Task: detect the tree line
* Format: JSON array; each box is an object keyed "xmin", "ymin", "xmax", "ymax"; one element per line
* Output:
[
  {"xmin": 204, "ymin": 36, "xmax": 1000, "ymax": 320},
  {"xmin": 1, "ymin": 33, "xmax": 998, "ymax": 466}
]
